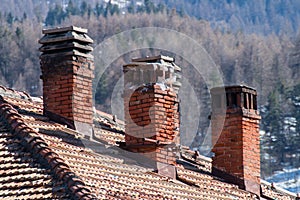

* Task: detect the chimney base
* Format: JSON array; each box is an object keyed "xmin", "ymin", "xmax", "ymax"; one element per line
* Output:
[
  {"xmin": 74, "ymin": 121, "xmax": 93, "ymax": 139},
  {"xmin": 44, "ymin": 110, "xmax": 93, "ymax": 139},
  {"xmin": 157, "ymin": 162, "xmax": 176, "ymax": 179},
  {"xmin": 212, "ymin": 167, "xmax": 260, "ymax": 196}
]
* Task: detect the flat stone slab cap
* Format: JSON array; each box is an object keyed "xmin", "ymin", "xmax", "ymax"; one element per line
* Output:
[
  {"xmin": 42, "ymin": 26, "xmax": 88, "ymax": 34},
  {"xmin": 132, "ymin": 55, "xmax": 174, "ymax": 63},
  {"xmin": 39, "ymin": 41, "xmax": 93, "ymax": 52},
  {"xmin": 39, "ymin": 31, "xmax": 93, "ymax": 44},
  {"xmin": 211, "ymin": 85, "xmax": 257, "ymax": 95},
  {"xmin": 40, "ymin": 49, "xmax": 94, "ymax": 59}
]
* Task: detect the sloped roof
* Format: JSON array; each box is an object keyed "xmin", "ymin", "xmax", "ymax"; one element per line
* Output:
[{"xmin": 0, "ymin": 85, "xmax": 297, "ymax": 200}]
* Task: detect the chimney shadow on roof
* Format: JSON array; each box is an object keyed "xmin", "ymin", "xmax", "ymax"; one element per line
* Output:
[{"xmin": 38, "ymin": 128, "xmax": 86, "ymax": 148}]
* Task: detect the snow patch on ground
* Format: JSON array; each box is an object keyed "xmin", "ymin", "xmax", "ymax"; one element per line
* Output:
[{"xmin": 266, "ymin": 168, "xmax": 300, "ymax": 193}]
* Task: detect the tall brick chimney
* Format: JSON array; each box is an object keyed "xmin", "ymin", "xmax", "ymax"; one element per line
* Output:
[
  {"xmin": 123, "ymin": 55, "xmax": 181, "ymax": 176},
  {"xmin": 211, "ymin": 85, "xmax": 261, "ymax": 195},
  {"xmin": 39, "ymin": 26, "xmax": 94, "ymax": 138}
]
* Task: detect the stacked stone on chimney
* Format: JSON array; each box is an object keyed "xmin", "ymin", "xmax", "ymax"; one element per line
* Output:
[
  {"xmin": 123, "ymin": 55, "xmax": 181, "ymax": 168},
  {"xmin": 211, "ymin": 85, "xmax": 261, "ymax": 195},
  {"xmin": 39, "ymin": 26, "xmax": 94, "ymax": 138}
]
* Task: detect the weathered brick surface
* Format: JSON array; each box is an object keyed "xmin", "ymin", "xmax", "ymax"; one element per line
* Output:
[
  {"xmin": 211, "ymin": 86, "xmax": 261, "ymax": 193},
  {"xmin": 212, "ymin": 114, "xmax": 260, "ymax": 183},
  {"xmin": 124, "ymin": 83, "xmax": 179, "ymax": 165},
  {"xmin": 39, "ymin": 27, "xmax": 94, "ymax": 130},
  {"xmin": 40, "ymin": 55, "xmax": 94, "ymax": 125}
]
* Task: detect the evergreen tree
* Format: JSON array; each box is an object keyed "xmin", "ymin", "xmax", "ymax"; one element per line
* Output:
[
  {"xmin": 80, "ymin": 1, "xmax": 88, "ymax": 16},
  {"xmin": 66, "ymin": 0, "xmax": 79, "ymax": 16},
  {"xmin": 127, "ymin": 2, "xmax": 135, "ymax": 14},
  {"xmin": 87, "ymin": 4, "xmax": 93, "ymax": 18},
  {"xmin": 110, "ymin": 4, "xmax": 120, "ymax": 16},
  {"xmin": 144, "ymin": 0, "xmax": 154, "ymax": 14},
  {"xmin": 23, "ymin": 12, "xmax": 27, "ymax": 20},
  {"xmin": 156, "ymin": 3, "xmax": 165, "ymax": 13},
  {"xmin": 15, "ymin": 27, "xmax": 22, "ymax": 39},
  {"xmin": 45, "ymin": 4, "xmax": 65, "ymax": 26},
  {"xmin": 104, "ymin": 1, "xmax": 120, "ymax": 17},
  {"xmin": 104, "ymin": 1, "xmax": 112, "ymax": 17},
  {"xmin": 293, "ymin": 85, "xmax": 300, "ymax": 134},
  {"xmin": 136, "ymin": 5, "xmax": 145, "ymax": 13},
  {"xmin": 95, "ymin": 3, "xmax": 104, "ymax": 17},
  {"xmin": 261, "ymin": 82, "xmax": 300, "ymax": 176},
  {"xmin": 6, "ymin": 12, "xmax": 14, "ymax": 25}
]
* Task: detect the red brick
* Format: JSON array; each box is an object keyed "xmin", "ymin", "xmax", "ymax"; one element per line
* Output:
[
  {"xmin": 212, "ymin": 92, "xmax": 260, "ymax": 186},
  {"xmin": 125, "ymin": 84, "xmax": 180, "ymax": 165},
  {"xmin": 129, "ymin": 100, "xmax": 141, "ymax": 106},
  {"xmin": 42, "ymin": 56, "xmax": 93, "ymax": 126}
]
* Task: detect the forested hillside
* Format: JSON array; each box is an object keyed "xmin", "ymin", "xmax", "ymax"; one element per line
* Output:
[
  {"xmin": 1, "ymin": 0, "xmax": 299, "ymax": 35},
  {"xmin": 160, "ymin": 0, "xmax": 300, "ymax": 35},
  {"xmin": 0, "ymin": 0, "xmax": 299, "ymax": 188}
]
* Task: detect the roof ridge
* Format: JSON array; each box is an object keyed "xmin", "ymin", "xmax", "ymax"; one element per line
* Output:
[
  {"xmin": 0, "ymin": 85, "xmax": 32, "ymax": 101},
  {"xmin": 0, "ymin": 100, "xmax": 97, "ymax": 200}
]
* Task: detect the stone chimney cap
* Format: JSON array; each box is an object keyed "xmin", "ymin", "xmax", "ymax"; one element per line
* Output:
[
  {"xmin": 39, "ymin": 41, "xmax": 93, "ymax": 52},
  {"xmin": 42, "ymin": 26, "xmax": 88, "ymax": 34},
  {"xmin": 211, "ymin": 85, "xmax": 257, "ymax": 95},
  {"xmin": 39, "ymin": 30, "xmax": 93, "ymax": 44},
  {"xmin": 125, "ymin": 55, "xmax": 181, "ymax": 72},
  {"xmin": 132, "ymin": 55, "xmax": 174, "ymax": 63}
]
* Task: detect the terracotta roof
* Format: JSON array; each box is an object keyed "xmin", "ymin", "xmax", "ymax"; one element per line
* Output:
[{"xmin": 0, "ymin": 85, "xmax": 298, "ymax": 200}]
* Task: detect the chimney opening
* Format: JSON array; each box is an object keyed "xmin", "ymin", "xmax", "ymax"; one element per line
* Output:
[
  {"xmin": 253, "ymin": 95, "xmax": 257, "ymax": 110},
  {"xmin": 231, "ymin": 93, "xmax": 237, "ymax": 107},
  {"xmin": 249, "ymin": 94, "xmax": 254, "ymax": 109},
  {"xmin": 243, "ymin": 92, "xmax": 248, "ymax": 109}
]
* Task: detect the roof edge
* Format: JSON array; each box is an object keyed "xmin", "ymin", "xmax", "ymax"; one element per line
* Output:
[
  {"xmin": 260, "ymin": 180, "xmax": 299, "ymax": 198},
  {"xmin": 0, "ymin": 98, "xmax": 97, "ymax": 200}
]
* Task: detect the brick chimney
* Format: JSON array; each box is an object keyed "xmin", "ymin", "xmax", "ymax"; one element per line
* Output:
[
  {"xmin": 211, "ymin": 85, "xmax": 261, "ymax": 195},
  {"xmin": 39, "ymin": 26, "xmax": 94, "ymax": 138},
  {"xmin": 123, "ymin": 55, "xmax": 181, "ymax": 176}
]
